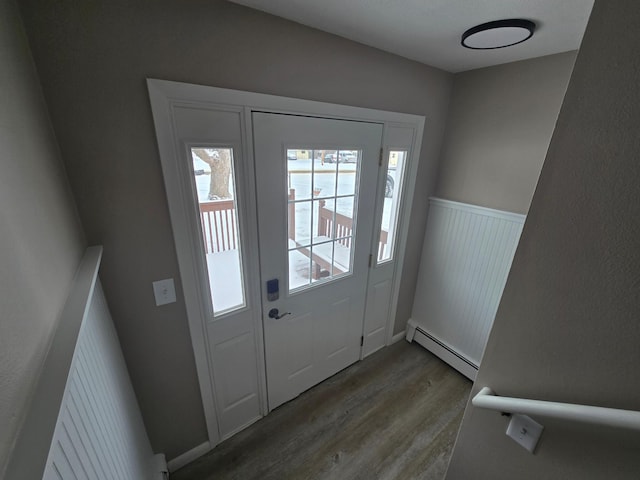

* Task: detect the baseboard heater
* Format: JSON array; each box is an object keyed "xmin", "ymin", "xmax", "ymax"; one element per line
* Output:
[
  {"xmin": 5, "ymin": 246, "xmax": 167, "ymax": 480},
  {"xmin": 406, "ymin": 319, "xmax": 478, "ymax": 380}
]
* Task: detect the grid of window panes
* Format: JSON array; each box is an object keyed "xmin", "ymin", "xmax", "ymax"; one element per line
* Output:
[
  {"xmin": 286, "ymin": 148, "xmax": 360, "ymax": 291},
  {"xmin": 377, "ymin": 150, "xmax": 407, "ymax": 264},
  {"xmin": 191, "ymin": 147, "xmax": 246, "ymax": 315}
]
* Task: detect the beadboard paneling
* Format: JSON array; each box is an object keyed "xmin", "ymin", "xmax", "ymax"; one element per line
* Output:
[
  {"xmin": 6, "ymin": 247, "xmax": 161, "ymax": 480},
  {"xmin": 43, "ymin": 280, "xmax": 156, "ymax": 479},
  {"xmin": 411, "ymin": 198, "xmax": 525, "ymax": 370}
]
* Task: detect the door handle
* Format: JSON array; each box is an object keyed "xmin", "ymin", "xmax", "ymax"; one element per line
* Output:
[{"xmin": 268, "ymin": 308, "xmax": 291, "ymax": 319}]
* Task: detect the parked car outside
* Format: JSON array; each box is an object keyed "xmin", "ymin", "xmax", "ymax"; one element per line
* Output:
[
  {"xmin": 324, "ymin": 151, "xmax": 357, "ymax": 163},
  {"xmin": 340, "ymin": 151, "xmax": 357, "ymax": 163},
  {"xmin": 385, "ymin": 167, "xmax": 397, "ymax": 198},
  {"xmin": 324, "ymin": 152, "xmax": 337, "ymax": 163}
]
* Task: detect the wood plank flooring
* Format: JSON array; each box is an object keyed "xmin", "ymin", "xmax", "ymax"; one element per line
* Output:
[{"xmin": 172, "ymin": 340, "xmax": 472, "ymax": 480}]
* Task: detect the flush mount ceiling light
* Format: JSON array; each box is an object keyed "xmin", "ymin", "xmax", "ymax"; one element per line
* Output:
[{"xmin": 462, "ymin": 19, "xmax": 536, "ymax": 50}]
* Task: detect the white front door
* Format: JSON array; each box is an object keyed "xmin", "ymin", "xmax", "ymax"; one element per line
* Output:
[
  {"xmin": 150, "ymin": 78, "xmax": 425, "ymax": 447},
  {"xmin": 253, "ymin": 112, "xmax": 384, "ymax": 410}
]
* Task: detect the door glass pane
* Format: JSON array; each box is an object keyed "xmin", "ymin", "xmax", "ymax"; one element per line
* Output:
[
  {"xmin": 287, "ymin": 147, "xmax": 360, "ymax": 292},
  {"xmin": 310, "ymin": 241, "xmax": 334, "ymax": 283},
  {"xmin": 334, "ymin": 196, "xmax": 356, "ymax": 241},
  {"xmin": 377, "ymin": 150, "xmax": 407, "ymax": 264},
  {"xmin": 288, "ymin": 198, "xmax": 312, "ymax": 246},
  {"xmin": 288, "ymin": 247, "xmax": 312, "ymax": 290},
  {"xmin": 332, "ymin": 240, "xmax": 352, "ymax": 277},
  {"xmin": 191, "ymin": 147, "xmax": 246, "ymax": 315},
  {"xmin": 314, "ymin": 154, "xmax": 337, "ymax": 199},
  {"xmin": 287, "ymin": 149, "xmax": 312, "ymax": 200},
  {"xmin": 314, "ymin": 199, "xmax": 334, "ymax": 240},
  {"xmin": 336, "ymin": 151, "xmax": 358, "ymax": 196}
]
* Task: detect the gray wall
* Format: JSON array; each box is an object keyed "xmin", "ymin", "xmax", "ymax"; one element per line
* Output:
[
  {"xmin": 18, "ymin": 0, "xmax": 453, "ymax": 458},
  {"xmin": 447, "ymin": 1, "xmax": 640, "ymax": 478},
  {"xmin": 436, "ymin": 52, "xmax": 576, "ymax": 214},
  {"xmin": 0, "ymin": 0, "xmax": 85, "ymax": 473}
]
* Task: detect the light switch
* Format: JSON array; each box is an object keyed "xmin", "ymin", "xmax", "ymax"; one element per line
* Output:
[
  {"xmin": 506, "ymin": 414, "xmax": 544, "ymax": 453},
  {"xmin": 152, "ymin": 278, "xmax": 176, "ymax": 306}
]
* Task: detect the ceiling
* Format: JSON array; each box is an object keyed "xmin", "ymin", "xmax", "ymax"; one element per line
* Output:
[{"xmin": 228, "ymin": 0, "xmax": 594, "ymax": 72}]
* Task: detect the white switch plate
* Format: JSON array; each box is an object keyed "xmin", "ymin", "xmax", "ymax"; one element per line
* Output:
[
  {"xmin": 152, "ymin": 278, "xmax": 176, "ymax": 306},
  {"xmin": 506, "ymin": 414, "xmax": 544, "ymax": 453}
]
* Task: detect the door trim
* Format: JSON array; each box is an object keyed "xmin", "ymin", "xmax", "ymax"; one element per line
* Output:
[{"xmin": 147, "ymin": 78, "xmax": 425, "ymax": 449}]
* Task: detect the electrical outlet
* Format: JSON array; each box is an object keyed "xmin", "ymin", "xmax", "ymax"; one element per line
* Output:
[
  {"xmin": 506, "ymin": 414, "xmax": 544, "ymax": 453},
  {"xmin": 152, "ymin": 278, "xmax": 176, "ymax": 306}
]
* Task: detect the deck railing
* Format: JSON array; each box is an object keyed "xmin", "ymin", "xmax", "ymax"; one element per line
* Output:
[
  {"xmin": 288, "ymin": 189, "xmax": 389, "ymax": 277},
  {"xmin": 198, "ymin": 193, "xmax": 389, "ymax": 261},
  {"xmin": 317, "ymin": 199, "xmax": 388, "ymax": 260},
  {"xmin": 199, "ymin": 200, "xmax": 237, "ymax": 253}
]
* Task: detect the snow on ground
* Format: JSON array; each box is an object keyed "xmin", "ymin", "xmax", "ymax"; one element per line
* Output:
[
  {"xmin": 196, "ymin": 157, "xmax": 397, "ymax": 313},
  {"xmin": 205, "ymin": 240, "xmax": 322, "ymax": 312},
  {"xmin": 206, "ymin": 250, "xmax": 244, "ymax": 314}
]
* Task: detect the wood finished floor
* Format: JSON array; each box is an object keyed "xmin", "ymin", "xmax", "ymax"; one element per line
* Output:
[{"xmin": 172, "ymin": 341, "xmax": 472, "ymax": 480}]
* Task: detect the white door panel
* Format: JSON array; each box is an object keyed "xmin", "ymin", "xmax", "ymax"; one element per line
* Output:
[
  {"xmin": 362, "ymin": 125, "xmax": 418, "ymax": 356},
  {"xmin": 264, "ymin": 311, "xmax": 314, "ymax": 408},
  {"xmin": 158, "ymin": 104, "xmax": 264, "ymax": 438},
  {"xmin": 253, "ymin": 112, "xmax": 383, "ymax": 410},
  {"xmin": 362, "ymin": 279, "xmax": 392, "ymax": 356}
]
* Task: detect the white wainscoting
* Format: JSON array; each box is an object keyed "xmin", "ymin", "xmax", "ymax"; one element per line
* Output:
[
  {"xmin": 5, "ymin": 246, "xmax": 165, "ymax": 480},
  {"xmin": 409, "ymin": 198, "xmax": 525, "ymax": 379}
]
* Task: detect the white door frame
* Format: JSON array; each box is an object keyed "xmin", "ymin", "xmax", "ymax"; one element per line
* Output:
[{"xmin": 147, "ymin": 78, "xmax": 425, "ymax": 451}]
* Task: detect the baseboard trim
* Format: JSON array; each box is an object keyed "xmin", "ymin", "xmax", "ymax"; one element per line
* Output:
[
  {"xmin": 390, "ymin": 330, "xmax": 406, "ymax": 344},
  {"xmin": 167, "ymin": 441, "xmax": 212, "ymax": 473}
]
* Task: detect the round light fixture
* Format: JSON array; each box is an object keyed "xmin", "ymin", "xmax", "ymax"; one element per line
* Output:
[{"xmin": 461, "ymin": 19, "xmax": 536, "ymax": 50}]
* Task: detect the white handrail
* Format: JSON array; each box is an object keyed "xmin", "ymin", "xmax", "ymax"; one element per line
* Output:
[{"xmin": 473, "ymin": 387, "xmax": 640, "ymax": 431}]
